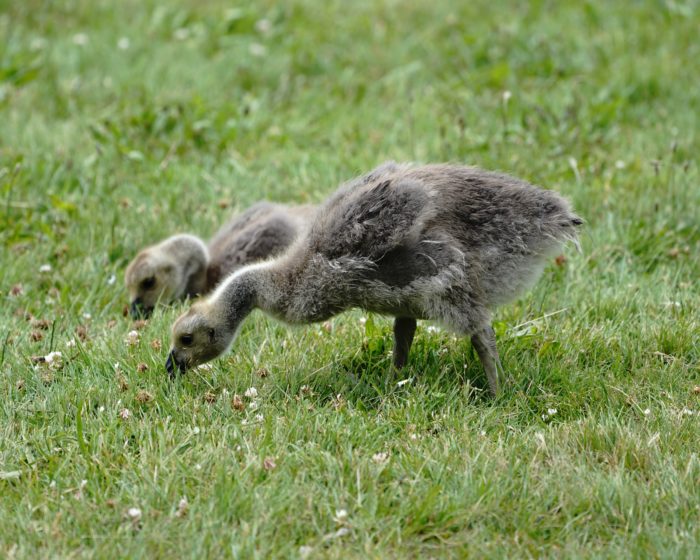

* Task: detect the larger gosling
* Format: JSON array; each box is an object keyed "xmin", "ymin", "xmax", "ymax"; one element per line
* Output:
[
  {"xmin": 167, "ymin": 163, "xmax": 582, "ymax": 395},
  {"xmin": 125, "ymin": 202, "xmax": 314, "ymax": 317}
]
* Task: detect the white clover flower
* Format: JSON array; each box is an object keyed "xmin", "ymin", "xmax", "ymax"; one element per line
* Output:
[
  {"xmin": 117, "ymin": 37, "xmax": 130, "ymax": 50},
  {"xmin": 254, "ymin": 413, "xmax": 264, "ymax": 422},
  {"xmin": 126, "ymin": 330, "xmax": 140, "ymax": 346},
  {"xmin": 615, "ymin": 160, "xmax": 626, "ymax": 169},
  {"xmin": 502, "ymin": 90, "xmax": 512, "ymax": 102},
  {"xmin": 249, "ymin": 43, "xmax": 267, "ymax": 57},
  {"xmin": 44, "ymin": 351, "xmax": 63, "ymax": 370},
  {"xmin": 244, "ymin": 387, "xmax": 258, "ymax": 399},
  {"xmin": 173, "ymin": 28, "xmax": 189, "ymax": 41},
  {"xmin": 127, "ymin": 507, "xmax": 141, "ymax": 521},
  {"xmin": 546, "ymin": 408, "xmax": 558, "ymax": 416},
  {"xmin": 642, "ymin": 408, "xmax": 651, "ymax": 416},
  {"xmin": 248, "ymin": 401, "xmax": 258, "ymax": 411},
  {"xmin": 192, "ymin": 426, "xmax": 201, "ymax": 435},
  {"xmin": 681, "ymin": 408, "xmax": 694, "ymax": 416},
  {"xmin": 65, "ymin": 339, "xmax": 76, "ymax": 348},
  {"xmin": 119, "ymin": 408, "xmax": 131, "ymax": 420},
  {"xmin": 83, "ymin": 313, "xmax": 92, "ymax": 320},
  {"xmin": 175, "ymin": 497, "xmax": 188, "ymax": 517},
  {"xmin": 39, "ymin": 264, "xmax": 52, "ymax": 273},
  {"xmin": 372, "ymin": 452, "xmax": 389, "ymax": 464},
  {"xmin": 334, "ymin": 509, "xmax": 348, "ymax": 523},
  {"xmin": 72, "ymin": 33, "xmax": 89, "ymax": 46},
  {"xmin": 255, "ymin": 18, "xmax": 272, "ymax": 34}
]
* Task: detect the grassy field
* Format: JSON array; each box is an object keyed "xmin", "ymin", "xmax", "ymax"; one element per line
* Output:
[{"xmin": 1, "ymin": 0, "xmax": 699, "ymax": 557}]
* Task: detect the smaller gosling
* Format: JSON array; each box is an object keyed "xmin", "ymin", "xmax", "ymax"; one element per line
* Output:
[
  {"xmin": 125, "ymin": 202, "xmax": 314, "ymax": 318},
  {"xmin": 167, "ymin": 163, "xmax": 582, "ymax": 395}
]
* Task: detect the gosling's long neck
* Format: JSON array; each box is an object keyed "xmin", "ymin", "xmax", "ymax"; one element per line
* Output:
[
  {"xmin": 209, "ymin": 259, "xmax": 293, "ymax": 328},
  {"xmin": 166, "ymin": 234, "xmax": 210, "ymax": 297}
]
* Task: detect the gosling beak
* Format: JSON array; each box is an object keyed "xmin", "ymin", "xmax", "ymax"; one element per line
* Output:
[
  {"xmin": 129, "ymin": 299, "xmax": 152, "ymax": 319},
  {"xmin": 165, "ymin": 350, "xmax": 185, "ymax": 379}
]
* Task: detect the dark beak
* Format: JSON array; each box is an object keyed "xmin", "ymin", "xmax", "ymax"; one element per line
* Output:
[
  {"xmin": 130, "ymin": 299, "xmax": 152, "ymax": 319},
  {"xmin": 165, "ymin": 350, "xmax": 185, "ymax": 379}
]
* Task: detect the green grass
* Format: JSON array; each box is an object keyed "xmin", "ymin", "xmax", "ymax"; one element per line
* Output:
[{"xmin": 1, "ymin": 0, "xmax": 699, "ymax": 557}]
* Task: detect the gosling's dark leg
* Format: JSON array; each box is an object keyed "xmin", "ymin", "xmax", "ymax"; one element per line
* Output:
[
  {"xmin": 471, "ymin": 325, "xmax": 504, "ymax": 396},
  {"xmin": 393, "ymin": 317, "xmax": 417, "ymax": 369}
]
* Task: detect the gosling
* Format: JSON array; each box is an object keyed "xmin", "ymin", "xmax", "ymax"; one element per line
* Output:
[
  {"xmin": 167, "ymin": 163, "xmax": 582, "ymax": 395},
  {"xmin": 125, "ymin": 202, "xmax": 315, "ymax": 318}
]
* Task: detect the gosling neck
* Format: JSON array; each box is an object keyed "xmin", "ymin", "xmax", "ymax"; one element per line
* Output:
[
  {"xmin": 210, "ymin": 260, "xmax": 288, "ymax": 330},
  {"xmin": 167, "ymin": 234, "xmax": 210, "ymax": 298}
]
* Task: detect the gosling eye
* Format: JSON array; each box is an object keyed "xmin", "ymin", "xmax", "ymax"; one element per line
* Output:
[
  {"xmin": 141, "ymin": 276, "xmax": 156, "ymax": 290},
  {"xmin": 180, "ymin": 334, "xmax": 194, "ymax": 347}
]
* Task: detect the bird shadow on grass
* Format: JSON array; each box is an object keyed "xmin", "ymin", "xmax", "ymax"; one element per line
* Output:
[{"xmin": 284, "ymin": 335, "xmax": 494, "ymax": 411}]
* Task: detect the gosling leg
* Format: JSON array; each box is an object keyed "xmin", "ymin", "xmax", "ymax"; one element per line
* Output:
[
  {"xmin": 471, "ymin": 325, "xmax": 504, "ymax": 396},
  {"xmin": 393, "ymin": 317, "xmax": 417, "ymax": 369}
]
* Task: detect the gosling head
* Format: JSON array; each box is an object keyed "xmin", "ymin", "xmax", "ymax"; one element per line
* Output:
[
  {"xmin": 166, "ymin": 269, "xmax": 259, "ymax": 377},
  {"xmin": 166, "ymin": 302, "xmax": 234, "ymax": 377},
  {"xmin": 125, "ymin": 235, "xmax": 208, "ymax": 318}
]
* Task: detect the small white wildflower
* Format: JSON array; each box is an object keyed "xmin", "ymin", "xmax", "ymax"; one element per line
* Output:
[
  {"xmin": 127, "ymin": 507, "xmax": 141, "ymax": 521},
  {"xmin": 175, "ymin": 497, "xmax": 189, "ymax": 517},
  {"xmin": 49, "ymin": 480, "xmax": 56, "ymax": 489},
  {"xmin": 192, "ymin": 426, "xmax": 201, "ymax": 435},
  {"xmin": 615, "ymin": 160, "xmax": 626, "ymax": 169},
  {"xmin": 72, "ymin": 33, "xmax": 89, "ymax": 46},
  {"xmin": 173, "ymin": 28, "xmax": 189, "ymax": 41},
  {"xmin": 547, "ymin": 408, "xmax": 558, "ymax": 416},
  {"xmin": 254, "ymin": 413, "xmax": 264, "ymax": 422},
  {"xmin": 255, "ymin": 18, "xmax": 272, "ymax": 34},
  {"xmin": 221, "ymin": 388, "xmax": 230, "ymax": 397},
  {"xmin": 681, "ymin": 408, "xmax": 694, "ymax": 416},
  {"xmin": 426, "ymin": 325, "xmax": 440, "ymax": 334},
  {"xmin": 197, "ymin": 363, "xmax": 213, "ymax": 371},
  {"xmin": 98, "ymin": 406, "xmax": 105, "ymax": 413},
  {"xmin": 642, "ymin": 408, "xmax": 651, "ymax": 416},
  {"xmin": 39, "ymin": 263, "xmax": 52, "ymax": 273},
  {"xmin": 119, "ymin": 408, "xmax": 131, "ymax": 420},
  {"xmin": 249, "ymin": 43, "xmax": 267, "ymax": 57},
  {"xmin": 241, "ymin": 419, "xmax": 249, "ymax": 426},
  {"xmin": 359, "ymin": 317, "xmax": 367, "ymax": 325},
  {"xmin": 235, "ymin": 444, "xmax": 242, "ymax": 452},
  {"xmin": 117, "ymin": 37, "xmax": 130, "ymax": 50},
  {"xmin": 106, "ymin": 274, "xmax": 116, "ymax": 286},
  {"xmin": 372, "ymin": 452, "xmax": 389, "ymax": 464},
  {"xmin": 409, "ymin": 433, "xmax": 419, "ymax": 441},
  {"xmin": 248, "ymin": 401, "xmax": 258, "ymax": 411},
  {"xmin": 334, "ymin": 509, "xmax": 348, "ymax": 523},
  {"xmin": 479, "ymin": 430, "xmax": 487, "ymax": 437},
  {"xmin": 82, "ymin": 313, "xmax": 92, "ymax": 320},
  {"xmin": 65, "ymin": 339, "xmax": 76, "ymax": 348},
  {"xmin": 195, "ymin": 464, "xmax": 202, "ymax": 470},
  {"xmin": 502, "ymin": 90, "xmax": 512, "ymax": 102},
  {"xmin": 44, "ymin": 351, "xmax": 63, "ymax": 370},
  {"xmin": 126, "ymin": 330, "xmax": 140, "ymax": 346},
  {"xmin": 30, "ymin": 37, "xmax": 48, "ymax": 51},
  {"xmin": 541, "ymin": 414, "xmax": 548, "ymax": 421},
  {"xmin": 244, "ymin": 387, "xmax": 258, "ymax": 398},
  {"xmin": 114, "ymin": 362, "xmax": 121, "ymax": 372}
]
